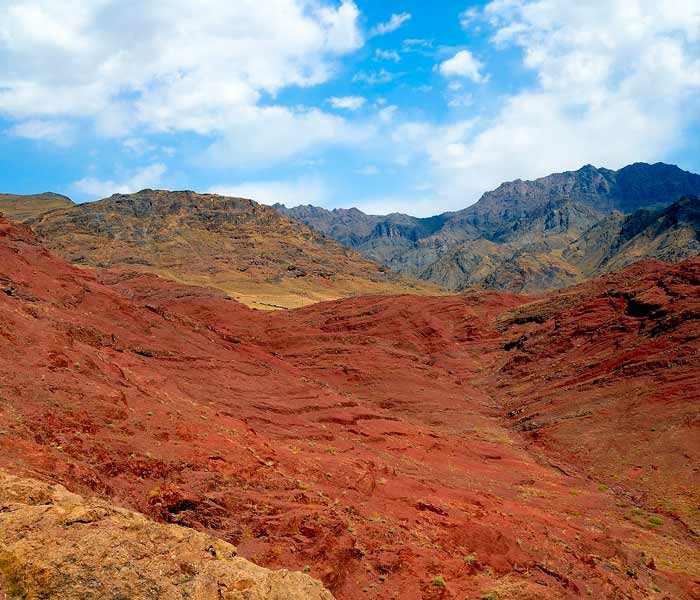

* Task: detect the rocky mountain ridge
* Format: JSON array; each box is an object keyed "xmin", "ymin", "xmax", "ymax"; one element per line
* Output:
[{"xmin": 277, "ymin": 162, "xmax": 700, "ymax": 292}]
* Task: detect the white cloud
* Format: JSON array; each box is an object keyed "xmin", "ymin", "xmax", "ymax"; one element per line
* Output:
[
  {"xmin": 370, "ymin": 13, "xmax": 411, "ymax": 36},
  {"xmin": 210, "ymin": 177, "xmax": 330, "ymax": 207},
  {"xmin": 459, "ymin": 8, "xmax": 480, "ymax": 29},
  {"xmin": 438, "ymin": 50, "xmax": 487, "ymax": 83},
  {"xmin": 403, "ymin": 38, "xmax": 432, "ymax": 49},
  {"xmin": 353, "ymin": 69, "xmax": 399, "ymax": 85},
  {"xmin": 375, "ymin": 49, "xmax": 401, "ymax": 62},
  {"xmin": 329, "ymin": 95, "xmax": 366, "ymax": 111},
  {"xmin": 122, "ymin": 137, "xmax": 156, "ymax": 156},
  {"xmin": 7, "ymin": 119, "xmax": 73, "ymax": 146},
  {"xmin": 355, "ymin": 165, "xmax": 380, "ymax": 175},
  {"xmin": 447, "ymin": 93, "xmax": 474, "ymax": 108},
  {"xmin": 381, "ymin": 0, "xmax": 700, "ymax": 211},
  {"xmin": 202, "ymin": 105, "xmax": 372, "ymax": 168},
  {"xmin": 0, "ymin": 0, "xmax": 363, "ymax": 166},
  {"xmin": 73, "ymin": 163, "xmax": 167, "ymax": 199}
]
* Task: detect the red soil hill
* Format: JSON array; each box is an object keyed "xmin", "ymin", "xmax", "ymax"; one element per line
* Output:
[{"xmin": 0, "ymin": 217, "xmax": 698, "ymax": 599}]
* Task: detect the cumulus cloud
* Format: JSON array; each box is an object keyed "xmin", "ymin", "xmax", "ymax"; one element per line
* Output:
[
  {"xmin": 438, "ymin": 50, "xmax": 487, "ymax": 83},
  {"xmin": 202, "ymin": 105, "xmax": 372, "ymax": 169},
  {"xmin": 210, "ymin": 177, "xmax": 330, "ymax": 207},
  {"xmin": 459, "ymin": 8, "xmax": 480, "ymax": 29},
  {"xmin": 0, "ymin": 0, "xmax": 363, "ymax": 166},
  {"xmin": 370, "ymin": 13, "xmax": 411, "ymax": 36},
  {"xmin": 73, "ymin": 163, "xmax": 167, "ymax": 199},
  {"xmin": 329, "ymin": 96, "xmax": 366, "ymax": 110}
]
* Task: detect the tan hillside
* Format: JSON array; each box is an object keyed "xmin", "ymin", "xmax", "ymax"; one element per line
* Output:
[
  {"xmin": 27, "ymin": 189, "xmax": 442, "ymax": 309},
  {"xmin": 0, "ymin": 192, "xmax": 74, "ymax": 221}
]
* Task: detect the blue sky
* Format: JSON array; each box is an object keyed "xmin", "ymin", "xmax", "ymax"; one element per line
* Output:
[{"xmin": 1, "ymin": 1, "xmax": 699, "ymax": 216}]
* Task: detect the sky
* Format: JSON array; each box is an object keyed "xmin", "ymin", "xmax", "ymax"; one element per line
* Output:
[{"xmin": 0, "ymin": 0, "xmax": 699, "ymax": 216}]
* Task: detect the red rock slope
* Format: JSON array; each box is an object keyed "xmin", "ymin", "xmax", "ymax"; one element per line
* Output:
[{"xmin": 0, "ymin": 217, "xmax": 698, "ymax": 599}]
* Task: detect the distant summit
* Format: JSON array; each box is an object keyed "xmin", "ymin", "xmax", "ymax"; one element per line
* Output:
[{"xmin": 276, "ymin": 162, "xmax": 700, "ymax": 292}]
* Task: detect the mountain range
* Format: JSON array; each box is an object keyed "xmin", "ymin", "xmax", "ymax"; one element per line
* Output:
[
  {"xmin": 4, "ymin": 163, "xmax": 698, "ymax": 301},
  {"xmin": 276, "ymin": 162, "xmax": 700, "ymax": 293}
]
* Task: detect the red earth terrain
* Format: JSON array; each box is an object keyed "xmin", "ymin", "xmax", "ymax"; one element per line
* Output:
[{"xmin": 0, "ymin": 216, "xmax": 698, "ymax": 599}]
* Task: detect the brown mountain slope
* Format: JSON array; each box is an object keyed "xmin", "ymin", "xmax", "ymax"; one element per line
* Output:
[
  {"xmin": 0, "ymin": 192, "xmax": 74, "ymax": 221},
  {"xmin": 565, "ymin": 195, "xmax": 700, "ymax": 276},
  {"xmin": 1, "ymin": 216, "xmax": 699, "ymax": 599},
  {"xmin": 26, "ymin": 189, "xmax": 440, "ymax": 309},
  {"xmin": 421, "ymin": 199, "xmax": 602, "ymax": 292}
]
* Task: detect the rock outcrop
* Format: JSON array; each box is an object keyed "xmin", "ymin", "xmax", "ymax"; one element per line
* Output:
[{"xmin": 0, "ymin": 470, "xmax": 334, "ymax": 600}]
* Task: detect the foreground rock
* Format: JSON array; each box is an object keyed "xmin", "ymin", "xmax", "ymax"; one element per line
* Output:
[{"xmin": 0, "ymin": 470, "xmax": 333, "ymax": 600}]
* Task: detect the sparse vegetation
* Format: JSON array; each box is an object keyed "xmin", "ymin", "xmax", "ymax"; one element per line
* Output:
[
  {"xmin": 0, "ymin": 552, "xmax": 30, "ymax": 599},
  {"xmin": 431, "ymin": 576, "xmax": 446, "ymax": 588},
  {"xmin": 464, "ymin": 553, "xmax": 478, "ymax": 567},
  {"xmin": 648, "ymin": 516, "xmax": 663, "ymax": 526}
]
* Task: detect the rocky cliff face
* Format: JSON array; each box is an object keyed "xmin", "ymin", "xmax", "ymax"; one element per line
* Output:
[
  {"xmin": 277, "ymin": 163, "xmax": 700, "ymax": 292},
  {"xmin": 23, "ymin": 189, "xmax": 440, "ymax": 309}
]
